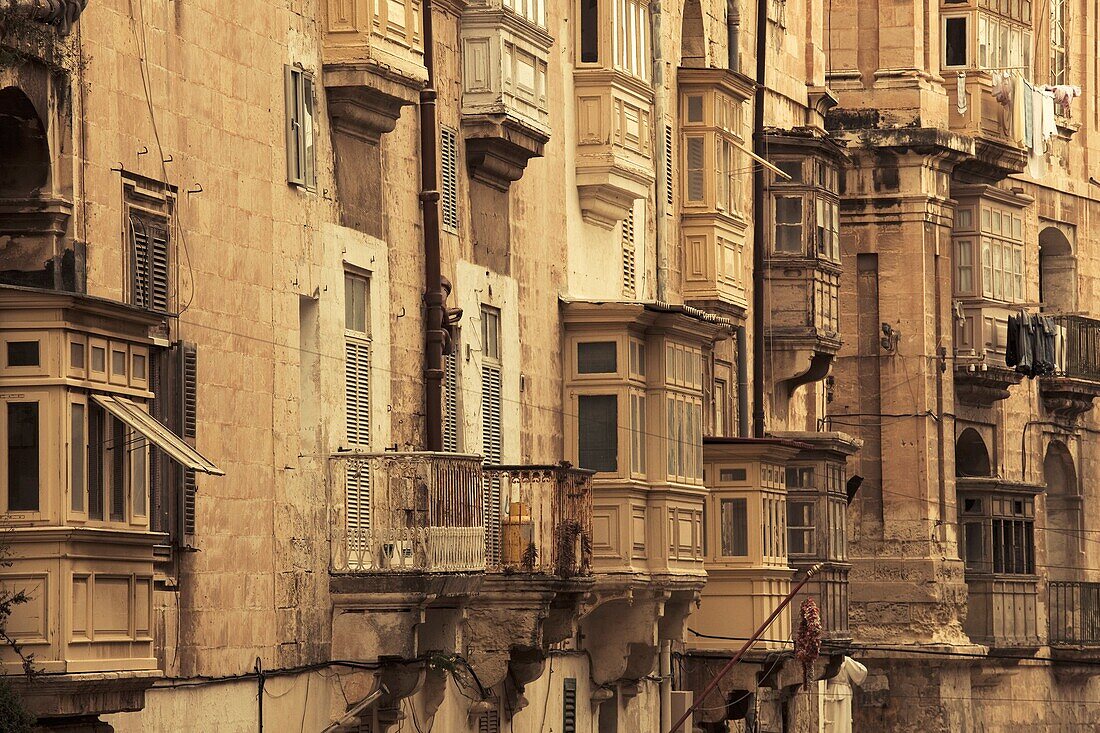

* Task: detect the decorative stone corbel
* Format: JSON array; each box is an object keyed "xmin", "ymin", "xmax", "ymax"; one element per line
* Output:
[{"xmin": 5, "ymin": 0, "xmax": 88, "ymax": 34}]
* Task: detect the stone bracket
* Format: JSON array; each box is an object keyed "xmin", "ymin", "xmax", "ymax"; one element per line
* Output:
[{"xmin": 462, "ymin": 115, "xmax": 549, "ymax": 191}]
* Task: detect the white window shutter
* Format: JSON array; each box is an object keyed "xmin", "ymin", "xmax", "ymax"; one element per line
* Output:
[
  {"xmin": 621, "ymin": 209, "xmax": 636, "ymax": 297},
  {"xmin": 441, "ymin": 127, "xmax": 459, "ymax": 231},
  {"xmin": 481, "ymin": 364, "xmax": 503, "ymax": 564},
  {"xmin": 443, "ymin": 350, "xmax": 459, "ymax": 452}
]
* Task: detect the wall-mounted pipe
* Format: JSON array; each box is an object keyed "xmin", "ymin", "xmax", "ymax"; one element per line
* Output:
[
  {"xmin": 420, "ymin": 0, "xmax": 445, "ymax": 451},
  {"xmin": 751, "ymin": 0, "xmax": 768, "ymax": 437}
]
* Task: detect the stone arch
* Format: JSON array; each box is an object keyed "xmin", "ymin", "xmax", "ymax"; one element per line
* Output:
[
  {"xmin": 0, "ymin": 86, "xmax": 50, "ymax": 197},
  {"xmin": 681, "ymin": 0, "xmax": 706, "ymax": 68},
  {"xmin": 1039, "ymin": 225, "xmax": 1076, "ymax": 313},
  {"xmin": 1044, "ymin": 440, "xmax": 1081, "ymax": 573},
  {"xmin": 955, "ymin": 428, "xmax": 991, "ymax": 477}
]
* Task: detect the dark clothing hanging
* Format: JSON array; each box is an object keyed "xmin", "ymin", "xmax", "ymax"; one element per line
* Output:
[{"xmin": 1004, "ymin": 311, "xmax": 1056, "ymax": 378}]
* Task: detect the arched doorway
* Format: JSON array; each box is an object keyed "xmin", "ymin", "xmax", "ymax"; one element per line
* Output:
[
  {"xmin": 0, "ymin": 86, "xmax": 50, "ymax": 197},
  {"xmin": 681, "ymin": 0, "xmax": 705, "ymax": 68},
  {"xmin": 956, "ymin": 428, "xmax": 992, "ymax": 477},
  {"xmin": 1044, "ymin": 440, "xmax": 1080, "ymax": 576},
  {"xmin": 1039, "ymin": 226, "xmax": 1076, "ymax": 314}
]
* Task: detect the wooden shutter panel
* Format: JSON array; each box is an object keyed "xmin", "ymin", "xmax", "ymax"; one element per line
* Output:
[
  {"xmin": 478, "ymin": 703, "xmax": 500, "ymax": 733},
  {"xmin": 180, "ymin": 342, "xmax": 198, "ymax": 545},
  {"xmin": 132, "ymin": 222, "xmax": 151, "ymax": 309},
  {"xmin": 285, "ymin": 65, "xmax": 301, "ymax": 185},
  {"xmin": 443, "ymin": 350, "xmax": 459, "ymax": 452},
  {"xmin": 665, "ymin": 124, "xmax": 674, "ymax": 207},
  {"xmin": 621, "ymin": 210, "xmax": 636, "ymax": 297},
  {"xmin": 440, "ymin": 127, "xmax": 458, "ymax": 231},
  {"xmin": 151, "ymin": 224, "xmax": 170, "ymax": 313},
  {"xmin": 686, "ymin": 136, "xmax": 705, "ymax": 202},
  {"xmin": 344, "ymin": 339, "xmax": 371, "ymax": 447},
  {"xmin": 563, "ymin": 678, "xmax": 577, "ymax": 733},
  {"xmin": 481, "ymin": 364, "xmax": 503, "ymax": 564}
]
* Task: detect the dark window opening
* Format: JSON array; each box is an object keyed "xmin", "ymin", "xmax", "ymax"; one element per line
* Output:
[
  {"xmin": 945, "ymin": 17, "xmax": 968, "ymax": 67},
  {"xmin": 7, "ymin": 402, "xmax": 39, "ymax": 511},
  {"xmin": 578, "ymin": 342, "xmax": 617, "ymax": 373},
  {"xmin": 578, "ymin": 395, "xmax": 617, "ymax": 472},
  {"xmin": 580, "ymin": 0, "xmax": 599, "ymax": 62},
  {"xmin": 6, "ymin": 341, "xmax": 39, "ymax": 367}
]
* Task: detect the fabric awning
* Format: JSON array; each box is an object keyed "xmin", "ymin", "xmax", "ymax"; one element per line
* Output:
[{"xmin": 90, "ymin": 394, "xmax": 224, "ymax": 476}]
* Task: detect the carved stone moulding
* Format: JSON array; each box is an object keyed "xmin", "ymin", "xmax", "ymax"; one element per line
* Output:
[
  {"xmin": 954, "ymin": 365, "xmax": 1023, "ymax": 407},
  {"xmin": 1038, "ymin": 376, "xmax": 1100, "ymax": 422}
]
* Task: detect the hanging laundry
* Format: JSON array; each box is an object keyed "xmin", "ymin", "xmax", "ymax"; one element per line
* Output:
[
  {"xmin": 957, "ymin": 71, "xmax": 968, "ymax": 115},
  {"xmin": 992, "ymin": 71, "xmax": 1012, "ymax": 106},
  {"xmin": 1011, "ymin": 74, "xmax": 1028, "ymax": 147},
  {"xmin": 1005, "ymin": 312, "xmax": 1058, "ymax": 378},
  {"xmin": 1028, "ymin": 87, "xmax": 1057, "ymax": 179},
  {"xmin": 1044, "ymin": 85, "xmax": 1082, "ymax": 115}
]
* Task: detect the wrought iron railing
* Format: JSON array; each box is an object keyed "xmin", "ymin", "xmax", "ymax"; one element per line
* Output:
[
  {"xmin": 1049, "ymin": 581, "xmax": 1100, "ymax": 646},
  {"xmin": 329, "ymin": 452, "xmax": 486, "ymax": 573},
  {"xmin": 482, "ymin": 463, "xmax": 594, "ymax": 577},
  {"xmin": 1052, "ymin": 315, "xmax": 1100, "ymax": 381}
]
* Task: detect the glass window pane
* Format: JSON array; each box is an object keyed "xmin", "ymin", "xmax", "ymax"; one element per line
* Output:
[
  {"xmin": 110, "ymin": 418, "xmax": 127, "ymax": 521},
  {"xmin": 578, "ymin": 342, "xmax": 617, "ymax": 373},
  {"xmin": 578, "ymin": 395, "xmax": 618, "ymax": 472},
  {"xmin": 71, "ymin": 404, "xmax": 85, "ymax": 513},
  {"xmin": 71, "ymin": 341, "xmax": 85, "ymax": 369},
  {"xmin": 6, "ymin": 341, "xmax": 39, "ymax": 367},
  {"xmin": 945, "ymin": 17, "xmax": 968, "ymax": 66},
  {"xmin": 133, "ymin": 437, "xmax": 147, "ymax": 517},
  {"xmin": 8, "ymin": 402, "xmax": 39, "ymax": 511},
  {"xmin": 720, "ymin": 497, "xmax": 748, "ymax": 556}
]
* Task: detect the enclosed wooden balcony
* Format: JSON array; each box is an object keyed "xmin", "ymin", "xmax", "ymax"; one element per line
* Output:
[
  {"xmin": 945, "ymin": 72, "xmax": 1027, "ymax": 181},
  {"xmin": 460, "ymin": 0, "xmax": 553, "ymax": 189},
  {"xmin": 330, "ymin": 452, "xmax": 487, "ymax": 573},
  {"xmin": 954, "ymin": 301, "xmax": 1024, "ymax": 406}
]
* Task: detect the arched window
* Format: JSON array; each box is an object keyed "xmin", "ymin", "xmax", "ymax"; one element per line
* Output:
[
  {"xmin": 1038, "ymin": 226, "xmax": 1075, "ymax": 314},
  {"xmin": 1044, "ymin": 440, "xmax": 1081, "ymax": 574},
  {"xmin": 681, "ymin": 0, "xmax": 705, "ymax": 68},
  {"xmin": 956, "ymin": 428, "xmax": 991, "ymax": 478},
  {"xmin": 0, "ymin": 86, "xmax": 50, "ymax": 197}
]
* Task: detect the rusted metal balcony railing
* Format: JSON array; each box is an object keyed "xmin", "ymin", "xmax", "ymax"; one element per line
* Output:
[
  {"xmin": 482, "ymin": 463, "xmax": 594, "ymax": 577},
  {"xmin": 1052, "ymin": 315, "xmax": 1100, "ymax": 381},
  {"xmin": 1049, "ymin": 581, "xmax": 1100, "ymax": 647},
  {"xmin": 329, "ymin": 452, "xmax": 486, "ymax": 573}
]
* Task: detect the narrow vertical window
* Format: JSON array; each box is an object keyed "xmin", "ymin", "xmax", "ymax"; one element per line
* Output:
[
  {"xmin": 774, "ymin": 195, "xmax": 804, "ymax": 253},
  {"xmin": 664, "ymin": 125, "xmax": 674, "ymax": 206},
  {"xmin": 685, "ymin": 136, "xmax": 705, "ymax": 202},
  {"xmin": 580, "ymin": 0, "xmax": 599, "ymax": 62},
  {"xmin": 88, "ymin": 402, "xmax": 105, "ymax": 519},
  {"xmin": 7, "ymin": 402, "xmax": 39, "ymax": 511},
  {"xmin": 944, "ymin": 16, "xmax": 968, "ymax": 67},
  {"xmin": 720, "ymin": 497, "xmax": 747, "ymax": 556},
  {"xmin": 110, "ymin": 417, "xmax": 126, "ymax": 521},
  {"xmin": 132, "ymin": 435, "xmax": 147, "ymax": 517},
  {"xmin": 578, "ymin": 395, "xmax": 617, "ymax": 472},
  {"xmin": 1051, "ymin": 0, "xmax": 1067, "ymax": 86},
  {"xmin": 443, "ymin": 348, "xmax": 460, "ymax": 452},
  {"xmin": 71, "ymin": 403, "xmax": 85, "ymax": 512},
  {"xmin": 285, "ymin": 65, "xmax": 316, "ymax": 189},
  {"xmin": 344, "ymin": 273, "xmax": 372, "ymax": 448},
  {"xmin": 440, "ymin": 127, "xmax": 459, "ymax": 232},
  {"xmin": 481, "ymin": 305, "xmax": 504, "ymax": 563}
]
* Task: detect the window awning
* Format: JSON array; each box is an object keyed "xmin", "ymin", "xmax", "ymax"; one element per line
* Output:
[{"xmin": 90, "ymin": 394, "xmax": 224, "ymax": 476}]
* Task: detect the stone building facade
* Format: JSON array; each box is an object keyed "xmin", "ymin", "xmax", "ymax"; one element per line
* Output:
[{"xmin": 1, "ymin": 0, "xmax": 1099, "ymax": 730}]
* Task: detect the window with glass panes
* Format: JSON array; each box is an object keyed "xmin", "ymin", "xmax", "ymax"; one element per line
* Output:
[
  {"xmin": 679, "ymin": 87, "xmax": 745, "ymax": 217},
  {"xmin": 939, "ymin": 0, "xmax": 1033, "ymax": 73},
  {"xmin": 770, "ymin": 158, "xmax": 840, "ymax": 261},
  {"xmin": 959, "ymin": 492, "xmax": 1036, "ymax": 575},
  {"xmin": 1050, "ymin": 0, "xmax": 1066, "ymax": 86},
  {"xmin": 980, "ymin": 205, "xmax": 1024, "ymax": 302}
]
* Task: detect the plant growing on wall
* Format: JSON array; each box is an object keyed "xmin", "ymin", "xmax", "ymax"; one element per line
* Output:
[{"xmin": 0, "ymin": 535, "xmax": 35, "ymax": 732}]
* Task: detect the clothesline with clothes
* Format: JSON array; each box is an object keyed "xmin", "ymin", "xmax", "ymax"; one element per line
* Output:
[
  {"xmin": 989, "ymin": 70, "xmax": 1081, "ymax": 178},
  {"xmin": 1005, "ymin": 310, "xmax": 1066, "ymax": 378}
]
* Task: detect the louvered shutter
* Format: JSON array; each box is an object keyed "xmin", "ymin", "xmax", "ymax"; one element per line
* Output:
[
  {"xmin": 686, "ymin": 136, "xmax": 705, "ymax": 202},
  {"xmin": 180, "ymin": 342, "xmax": 198, "ymax": 545},
  {"xmin": 481, "ymin": 364, "xmax": 502, "ymax": 564},
  {"xmin": 443, "ymin": 350, "xmax": 459, "ymax": 452},
  {"xmin": 440, "ymin": 127, "xmax": 459, "ymax": 231},
  {"xmin": 478, "ymin": 702, "xmax": 501, "ymax": 733},
  {"xmin": 132, "ymin": 223, "xmax": 151, "ymax": 309},
  {"xmin": 151, "ymin": 224, "xmax": 170, "ymax": 312},
  {"xmin": 665, "ymin": 125, "xmax": 674, "ymax": 206},
  {"xmin": 345, "ymin": 337, "xmax": 372, "ymax": 560},
  {"xmin": 621, "ymin": 210, "xmax": 636, "ymax": 297},
  {"xmin": 563, "ymin": 678, "xmax": 577, "ymax": 733}
]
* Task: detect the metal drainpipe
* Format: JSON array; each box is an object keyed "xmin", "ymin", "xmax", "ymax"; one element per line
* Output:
[
  {"xmin": 737, "ymin": 325, "xmax": 750, "ymax": 436},
  {"xmin": 420, "ymin": 0, "xmax": 445, "ymax": 452},
  {"xmin": 751, "ymin": 0, "xmax": 768, "ymax": 437},
  {"xmin": 651, "ymin": 0, "xmax": 669, "ymax": 301},
  {"xmin": 660, "ymin": 641, "xmax": 673, "ymax": 733}
]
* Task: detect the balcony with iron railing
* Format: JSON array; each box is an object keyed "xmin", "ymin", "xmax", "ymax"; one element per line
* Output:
[
  {"xmin": 328, "ymin": 453, "xmax": 594, "ymax": 578},
  {"xmin": 330, "ymin": 452, "xmax": 487, "ymax": 574},
  {"xmin": 482, "ymin": 464, "xmax": 594, "ymax": 578},
  {"xmin": 1049, "ymin": 581, "xmax": 1100, "ymax": 657},
  {"xmin": 1039, "ymin": 315, "xmax": 1100, "ymax": 420}
]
